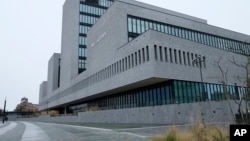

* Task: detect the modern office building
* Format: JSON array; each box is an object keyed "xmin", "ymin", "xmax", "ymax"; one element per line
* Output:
[{"xmin": 39, "ymin": 0, "xmax": 250, "ymax": 124}]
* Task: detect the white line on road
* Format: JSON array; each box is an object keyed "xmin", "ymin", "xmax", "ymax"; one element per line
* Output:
[
  {"xmin": 121, "ymin": 132, "xmax": 148, "ymax": 138},
  {"xmin": 21, "ymin": 122, "xmax": 50, "ymax": 141},
  {"xmin": 0, "ymin": 122, "xmax": 17, "ymax": 136}
]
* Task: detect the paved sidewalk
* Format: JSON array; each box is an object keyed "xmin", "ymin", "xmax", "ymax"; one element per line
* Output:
[
  {"xmin": 0, "ymin": 121, "xmax": 152, "ymax": 141},
  {"xmin": 21, "ymin": 122, "xmax": 50, "ymax": 141},
  {"xmin": 0, "ymin": 122, "xmax": 17, "ymax": 136}
]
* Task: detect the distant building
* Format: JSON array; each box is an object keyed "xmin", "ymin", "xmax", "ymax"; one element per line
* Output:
[{"xmin": 15, "ymin": 97, "xmax": 38, "ymax": 112}]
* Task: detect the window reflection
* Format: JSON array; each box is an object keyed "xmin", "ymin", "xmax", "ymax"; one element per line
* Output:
[
  {"xmin": 127, "ymin": 16, "xmax": 250, "ymax": 56},
  {"xmin": 69, "ymin": 79, "xmax": 248, "ymax": 112}
]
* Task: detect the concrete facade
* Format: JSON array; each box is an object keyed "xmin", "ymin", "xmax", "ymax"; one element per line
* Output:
[
  {"xmin": 39, "ymin": 81, "xmax": 47, "ymax": 104},
  {"xmin": 23, "ymin": 101, "xmax": 236, "ymax": 125},
  {"xmin": 60, "ymin": 0, "xmax": 79, "ymax": 88},
  {"xmin": 47, "ymin": 53, "xmax": 61, "ymax": 95},
  {"xmin": 38, "ymin": 0, "xmax": 250, "ymax": 124}
]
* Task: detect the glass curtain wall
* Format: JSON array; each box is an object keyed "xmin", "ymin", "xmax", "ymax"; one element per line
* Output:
[
  {"xmin": 127, "ymin": 15, "xmax": 250, "ymax": 56},
  {"xmin": 78, "ymin": 0, "xmax": 114, "ymax": 74},
  {"xmin": 69, "ymin": 80, "xmax": 248, "ymax": 112}
]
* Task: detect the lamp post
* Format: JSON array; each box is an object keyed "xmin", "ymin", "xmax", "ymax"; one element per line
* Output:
[
  {"xmin": 46, "ymin": 100, "xmax": 49, "ymax": 114},
  {"xmin": 2, "ymin": 98, "xmax": 6, "ymax": 124},
  {"xmin": 192, "ymin": 55, "xmax": 207, "ymax": 101}
]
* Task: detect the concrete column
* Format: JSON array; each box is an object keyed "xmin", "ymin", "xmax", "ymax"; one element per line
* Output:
[{"xmin": 64, "ymin": 106, "xmax": 67, "ymax": 115}]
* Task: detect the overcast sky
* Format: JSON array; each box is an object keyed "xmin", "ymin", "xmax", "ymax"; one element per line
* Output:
[{"xmin": 0, "ymin": 0, "xmax": 249, "ymax": 111}]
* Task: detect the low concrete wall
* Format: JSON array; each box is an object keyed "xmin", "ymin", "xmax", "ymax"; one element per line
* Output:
[
  {"xmin": 17, "ymin": 101, "xmax": 237, "ymax": 125},
  {"xmin": 18, "ymin": 115, "xmax": 79, "ymax": 123}
]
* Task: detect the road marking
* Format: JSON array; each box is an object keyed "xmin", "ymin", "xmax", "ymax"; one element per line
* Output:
[
  {"xmin": 64, "ymin": 124, "xmax": 113, "ymax": 131},
  {"xmin": 21, "ymin": 122, "xmax": 50, "ymax": 141},
  {"xmin": 121, "ymin": 132, "xmax": 148, "ymax": 138},
  {"xmin": 0, "ymin": 122, "xmax": 17, "ymax": 135}
]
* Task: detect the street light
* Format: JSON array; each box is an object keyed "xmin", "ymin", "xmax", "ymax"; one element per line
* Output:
[
  {"xmin": 192, "ymin": 55, "xmax": 207, "ymax": 101},
  {"xmin": 46, "ymin": 101, "xmax": 49, "ymax": 114},
  {"xmin": 2, "ymin": 97, "xmax": 6, "ymax": 124}
]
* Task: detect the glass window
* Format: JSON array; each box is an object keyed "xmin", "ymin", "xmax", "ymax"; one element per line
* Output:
[
  {"xmin": 194, "ymin": 32, "xmax": 198, "ymax": 42},
  {"xmin": 132, "ymin": 18, "xmax": 136, "ymax": 33},
  {"xmin": 141, "ymin": 20, "xmax": 145, "ymax": 33},
  {"xmin": 145, "ymin": 21, "xmax": 149, "ymax": 30},
  {"xmin": 191, "ymin": 31, "xmax": 195, "ymax": 41},
  {"xmin": 174, "ymin": 81, "xmax": 179, "ymax": 104},
  {"xmin": 247, "ymin": 44, "xmax": 250, "ymax": 55},
  {"xmin": 212, "ymin": 36, "xmax": 216, "ymax": 47},
  {"xmin": 188, "ymin": 31, "xmax": 192, "ymax": 40},
  {"xmin": 138, "ymin": 90, "xmax": 143, "ymax": 107},
  {"xmin": 191, "ymin": 82, "xmax": 197, "ymax": 103},
  {"xmin": 178, "ymin": 29, "xmax": 182, "ymax": 38},
  {"xmin": 201, "ymin": 34, "xmax": 204, "ymax": 44},
  {"xmin": 141, "ymin": 89, "xmax": 145, "ymax": 106},
  {"xmin": 157, "ymin": 23, "xmax": 161, "ymax": 32},
  {"xmin": 161, "ymin": 25, "xmax": 165, "ymax": 33},
  {"xmin": 164, "ymin": 25, "xmax": 168, "ymax": 34},
  {"xmin": 78, "ymin": 48, "xmax": 86, "ymax": 57},
  {"xmin": 208, "ymin": 35, "xmax": 213, "ymax": 46},
  {"xmin": 79, "ymin": 15, "xmax": 83, "ymax": 23},
  {"xmin": 181, "ymin": 29, "xmax": 185, "ymax": 39},
  {"xmin": 153, "ymin": 23, "xmax": 157, "ymax": 30},
  {"xmin": 213, "ymin": 84, "xmax": 219, "ymax": 101},
  {"xmin": 184, "ymin": 30, "xmax": 189, "ymax": 39},
  {"xmin": 175, "ymin": 28, "xmax": 179, "ymax": 37},
  {"xmin": 197, "ymin": 83, "xmax": 203, "ymax": 102},
  {"xmin": 149, "ymin": 88, "xmax": 154, "ymax": 106},
  {"xmin": 178, "ymin": 81, "xmax": 184, "ymax": 103},
  {"xmin": 149, "ymin": 22, "xmax": 153, "ymax": 29},
  {"xmin": 161, "ymin": 85, "xmax": 166, "ymax": 105},
  {"xmin": 79, "ymin": 25, "xmax": 83, "ymax": 34},
  {"xmin": 128, "ymin": 17, "xmax": 132, "ymax": 32},
  {"xmin": 224, "ymin": 39, "xmax": 229, "ymax": 49},
  {"xmin": 79, "ymin": 36, "xmax": 86, "ymax": 45},
  {"xmin": 172, "ymin": 27, "xmax": 175, "ymax": 36},
  {"xmin": 137, "ymin": 19, "xmax": 141, "ymax": 34},
  {"xmin": 203, "ymin": 35, "xmax": 207, "ymax": 45},
  {"xmin": 166, "ymin": 85, "xmax": 171, "ymax": 104},
  {"xmin": 80, "ymin": 4, "xmax": 83, "ymax": 12},
  {"xmin": 157, "ymin": 86, "xmax": 162, "ymax": 105},
  {"xmin": 144, "ymin": 88, "xmax": 149, "ymax": 106},
  {"xmin": 151, "ymin": 88, "xmax": 157, "ymax": 106},
  {"xmin": 168, "ymin": 26, "xmax": 172, "ymax": 35},
  {"xmin": 185, "ymin": 82, "xmax": 191, "ymax": 103},
  {"xmin": 217, "ymin": 38, "xmax": 221, "ymax": 49}
]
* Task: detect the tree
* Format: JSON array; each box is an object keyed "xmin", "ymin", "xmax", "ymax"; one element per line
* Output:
[
  {"xmin": 230, "ymin": 56, "xmax": 250, "ymax": 124},
  {"xmin": 213, "ymin": 57, "xmax": 236, "ymax": 123},
  {"xmin": 213, "ymin": 54, "xmax": 250, "ymax": 124}
]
